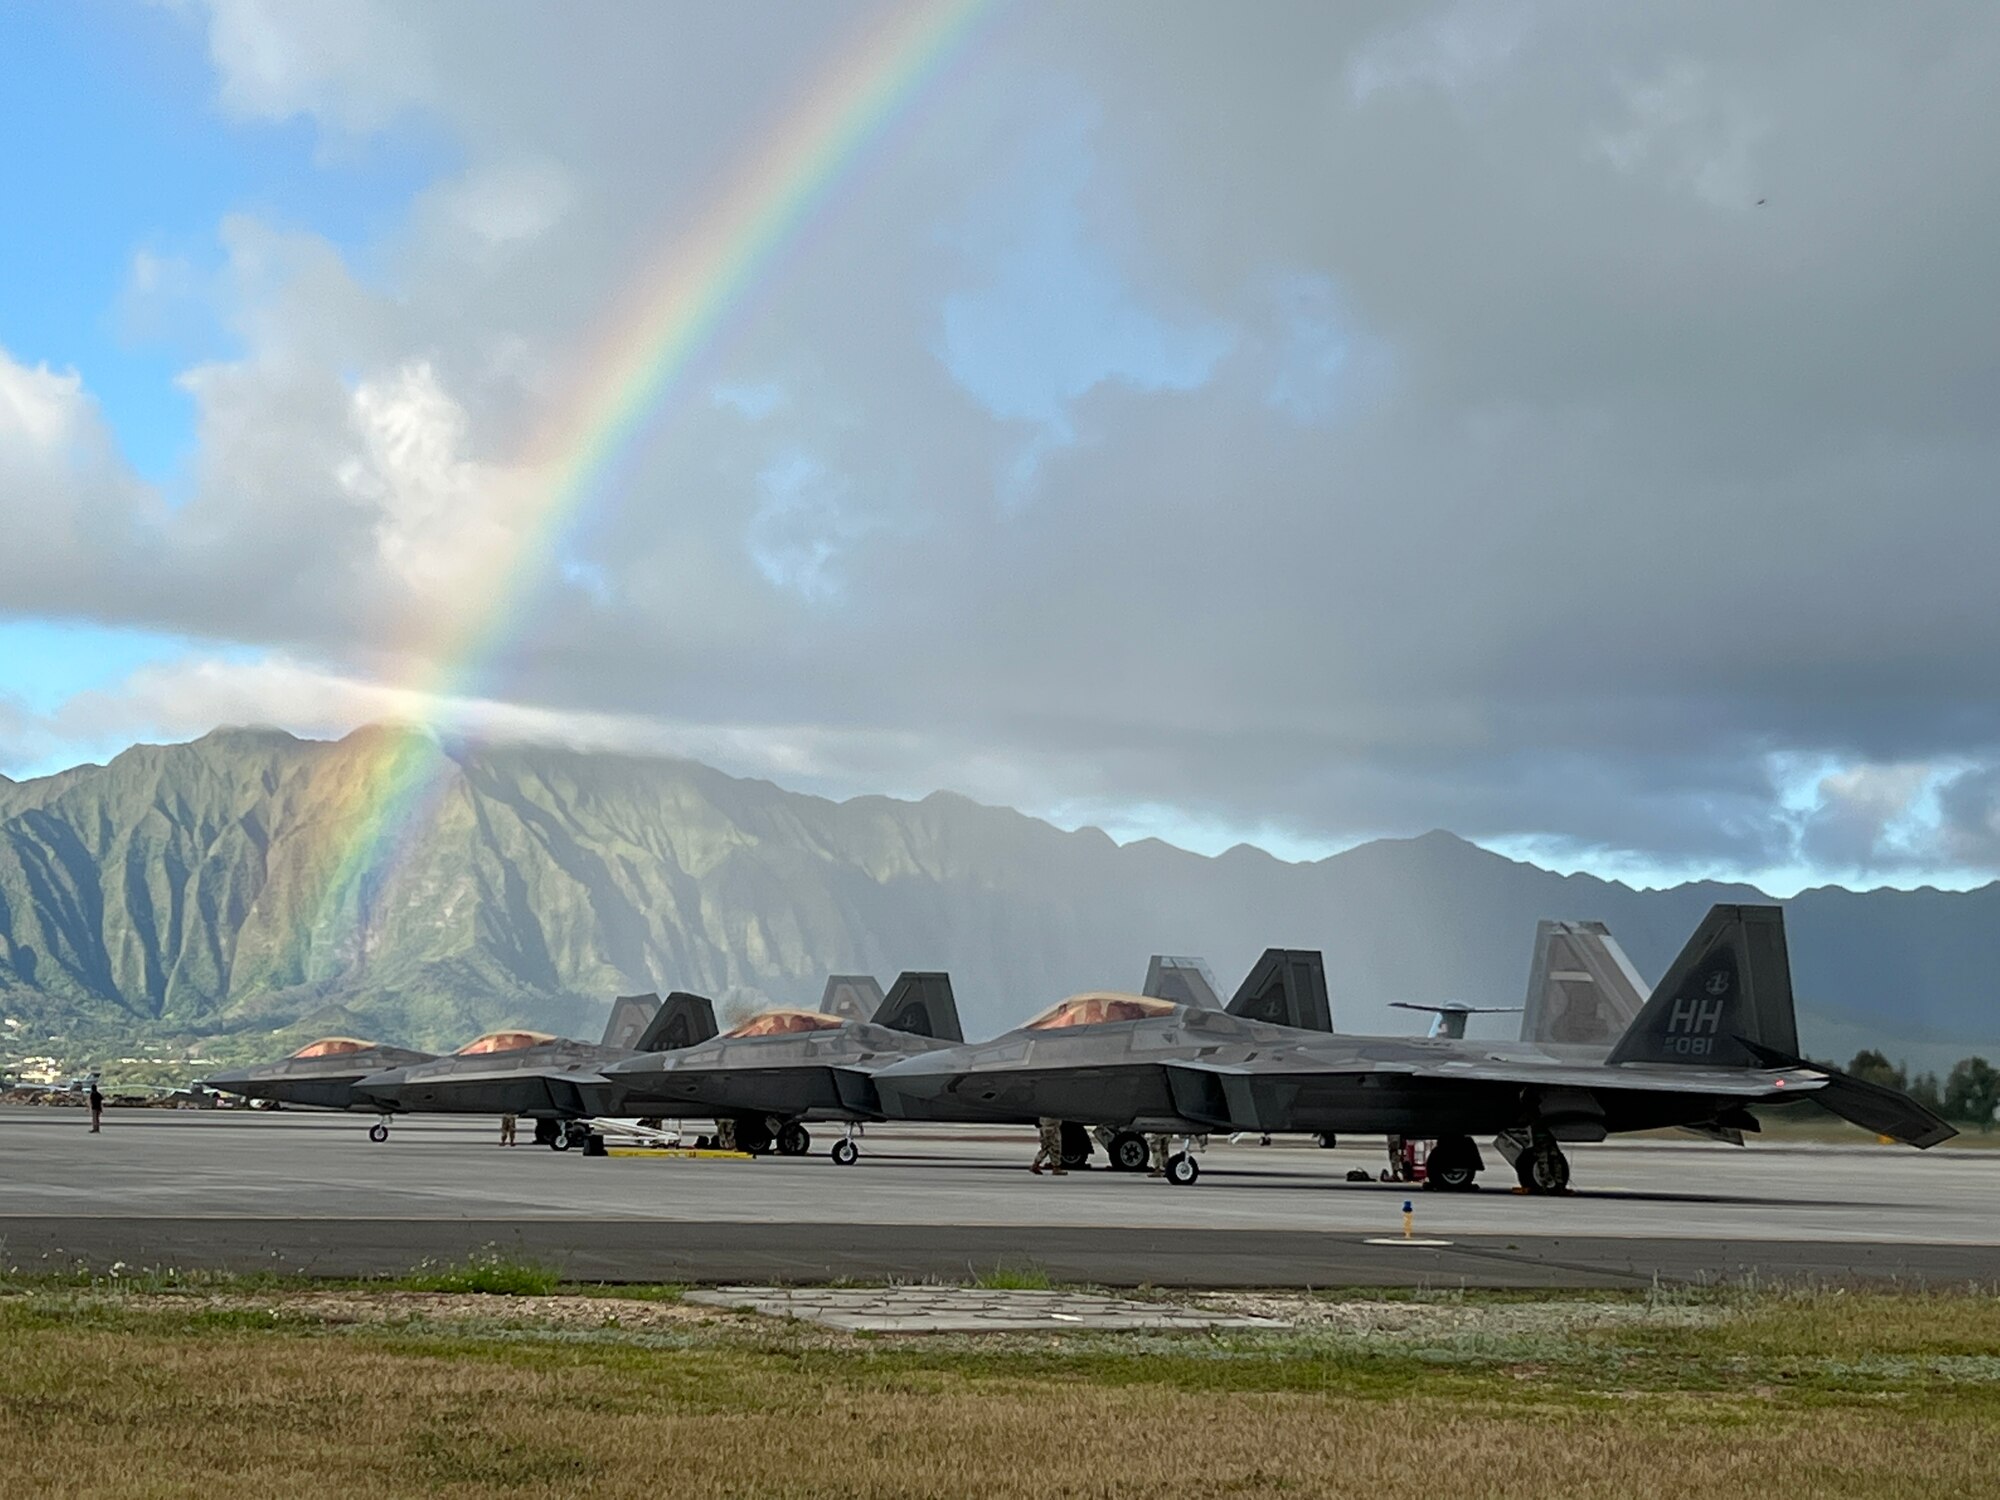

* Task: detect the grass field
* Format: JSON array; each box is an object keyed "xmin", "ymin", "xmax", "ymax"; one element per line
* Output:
[{"xmin": 3, "ymin": 1270, "xmax": 1996, "ymax": 1498}]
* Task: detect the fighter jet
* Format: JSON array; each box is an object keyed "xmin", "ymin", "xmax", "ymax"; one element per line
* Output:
[
  {"xmin": 872, "ymin": 906, "xmax": 1953, "ymax": 1189},
  {"xmin": 866, "ymin": 946, "xmax": 1337, "ymax": 1173},
  {"xmin": 205, "ymin": 1036, "xmax": 437, "ymax": 1118},
  {"xmin": 601, "ymin": 971, "xmax": 963, "ymax": 1164},
  {"xmin": 352, "ymin": 991, "xmax": 717, "ymax": 1145}
]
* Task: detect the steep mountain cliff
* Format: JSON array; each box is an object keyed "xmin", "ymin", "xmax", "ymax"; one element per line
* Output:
[{"xmin": 1, "ymin": 726, "xmax": 1994, "ymax": 1068}]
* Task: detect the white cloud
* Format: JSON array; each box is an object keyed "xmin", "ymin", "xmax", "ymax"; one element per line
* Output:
[{"xmin": 0, "ymin": 356, "xmax": 90, "ymax": 455}]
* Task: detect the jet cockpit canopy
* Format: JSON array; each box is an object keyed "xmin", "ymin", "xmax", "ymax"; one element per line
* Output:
[
  {"xmin": 454, "ymin": 1030, "xmax": 556, "ymax": 1056},
  {"xmin": 1024, "ymin": 994, "xmax": 1179, "ymax": 1030},
  {"xmin": 288, "ymin": 1037, "xmax": 377, "ymax": 1059},
  {"xmin": 723, "ymin": 1010, "xmax": 849, "ymax": 1039}
]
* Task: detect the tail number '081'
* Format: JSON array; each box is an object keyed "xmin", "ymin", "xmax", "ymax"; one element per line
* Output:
[{"xmin": 1666, "ymin": 993, "xmax": 1724, "ymax": 1056}]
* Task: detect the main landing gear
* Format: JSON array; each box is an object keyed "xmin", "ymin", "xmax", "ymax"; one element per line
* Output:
[
  {"xmin": 1423, "ymin": 1135, "xmax": 1483, "ymax": 1192},
  {"xmin": 775, "ymin": 1121, "xmax": 812, "ymax": 1157},
  {"xmin": 1496, "ymin": 1128, "xmax": 1572, "ymax": 1194},
  {"xmin": 1516, "ymin": 1141, "xmax": 1571, "ymax": 1194},
  {"xmin": 1103, "ymin": 1130, "xmax": 1151, "ymax": 1172}
]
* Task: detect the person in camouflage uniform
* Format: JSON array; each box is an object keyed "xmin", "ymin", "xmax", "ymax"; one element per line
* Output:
[{"xmin": 1031, "ymin": 1116, "xmax": 1067, "ymax": 1175}]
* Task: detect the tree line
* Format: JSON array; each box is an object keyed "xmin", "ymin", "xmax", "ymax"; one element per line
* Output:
[{"xmin": 1846, "ymin": 1050, "xmax": 1999, "ymax": 1127}]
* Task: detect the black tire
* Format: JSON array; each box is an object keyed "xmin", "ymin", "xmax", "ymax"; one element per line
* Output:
[
  {"xmin": 1164, "ymin": 1152, "xmax": 1199, "ymax": 1186},
  {"xmin": 1425, "ymin": 1135, "xmax": 1480, "ymax": 1192},
  {"xmin": 776, "ymin": 1121, "xmax": 810, "ymax": 1157},
  {"xmin": 734, "ymin": 1118, "xmax": 773, "ymax": 1154},
  {"xmin": 1316, "ymin": 1132, "xmax": 1338, "ymax": 1149},
  {"xmin": 367, "ymin": 1121, "xmax": 389, "ymax": 1144},
  {"xmin": 550, "ymin": 1127, "xmax": 572, "ymax": 1152},
  {"xmin": 1108, "ymin": 1132, "xmax": 1149, "ymax": 1172},
  {"xmin": 1516, "ymin": 1146, "xmax": 1571, "ymax": 1194},
  {"xmin": 831, "ymin": 1138, "xmax": 859, "ymax": 1167},
  {"xmin": 533, "ymin": 1118, "xmax": 559, "ymax": 1147},
  {"xmin": 1059, "ymin": 1121, "xmax": 1094, "ymax": 1170}
]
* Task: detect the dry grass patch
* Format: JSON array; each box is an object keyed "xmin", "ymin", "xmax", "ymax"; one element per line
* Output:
[{"xmin": 1, "ymin": 1287, "xmax": 1996, "ymax": 1498}]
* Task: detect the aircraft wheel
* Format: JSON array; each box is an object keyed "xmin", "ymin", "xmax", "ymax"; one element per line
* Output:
[
  {"xmin": 1315, "ymin": 1132, "xmax": 1338, "ymax": 1149},
  {"xmin": 533, "ymin": 1119, "xmax": 560, "ymax": 1147},
  {"xmin": 367, "ymin": 1121, "xmax": 389, "ymax": 1143},
  {"xmin": 1164, "ymin": 1152, "xmax": 1199, "ymax": 1186},
  {"xmin": 550, "ymin": 1126, "xmax": 573, "ymax": 1152},
  {"xmin": 1425, "ymin": 1135, "xmax": 1481, "ymax": 1192},
  {"xmin": 776, "ymin": 1122, "xmax": 811, "ymax": 1157},
  {"xmin": 1516, "ymin": 1145, "xmax": 1571, "ymax": 1194},
  {"xmin": 831, "ymin": 1138, "xmax": 859, "ymax": 1167},
  {"xmin": 1108, "ymin": 1131, "xmax": 1149, "ymax": 1172},
  {"xmin": 1059, "ymin": 1122, "xmax": 1094, "ymax": 1170}
]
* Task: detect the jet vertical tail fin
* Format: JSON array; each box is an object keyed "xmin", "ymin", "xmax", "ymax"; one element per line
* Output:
[
  {"xmin": 1605, "ymin": 906, "xmax": 1798, "ymax": 1068},
  {"xmin": 1226, "ymin": 949, "xmax": 1333, "ymax": 1033},
  {"xmin": 1142, "ymin": 955, "xmax": 1226, "ymax": 1009},
  {"xmin": 634, "ymin": 991, "xmax": 719, "ymax": 1053},
  {"xmin": 819, "ymin": 974, "xmax": 886, "ymax": 1023},
  {"xmin": 872, "ymin": 972, "xmax": 963, "ymax": 1042},
  {"xmin": 601, "ymin": 994, "xmax": 660, "ymax": 1050},
  {"xmin": 1520, "ymin": 920, "xmax": 1650, "ymax": 1046}
]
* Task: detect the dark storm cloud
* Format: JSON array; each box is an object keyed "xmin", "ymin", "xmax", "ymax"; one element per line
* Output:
[{"xmin": 4, "ymin": 1, "xmax": 1998, "ymax": 883}]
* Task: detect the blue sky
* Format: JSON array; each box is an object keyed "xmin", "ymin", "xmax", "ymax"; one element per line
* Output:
[{"xmin": 0, "ymin": 1, "xmax": 444, "ymax": 486}]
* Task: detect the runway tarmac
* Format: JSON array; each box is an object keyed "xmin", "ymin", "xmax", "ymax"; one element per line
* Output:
[{"xmin": 3, "ymin": 1106, "xmax": 1995, "ymax": 1287}]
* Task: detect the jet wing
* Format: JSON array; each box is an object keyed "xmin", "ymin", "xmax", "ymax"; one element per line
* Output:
[{"xmin": 1203, "ymin": 1047, "xmax": 1832, "ymax": 1097}]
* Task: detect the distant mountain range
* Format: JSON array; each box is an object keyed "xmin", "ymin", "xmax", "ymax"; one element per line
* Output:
[{"xmin": 2, "ymin": 726, "xmax": 1995, "ymax": 1072}]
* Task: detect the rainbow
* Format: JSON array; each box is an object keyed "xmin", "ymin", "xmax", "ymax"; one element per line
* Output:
[{"xmin": 312, "ymin": 1, "xmax": 992, "ymax": 960}]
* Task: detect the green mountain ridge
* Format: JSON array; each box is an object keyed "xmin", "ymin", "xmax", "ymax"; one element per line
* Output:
[{"xmin": 2, "ymin": 726, "xmax": 1996, "ymax": 1073}]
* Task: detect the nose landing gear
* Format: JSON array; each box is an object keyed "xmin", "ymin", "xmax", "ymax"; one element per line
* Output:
[{"xmin": 830, "ymin": 1124, "xmax": 860, "ymax": 1167}]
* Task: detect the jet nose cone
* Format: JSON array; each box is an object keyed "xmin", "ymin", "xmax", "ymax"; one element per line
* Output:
[{"xmin": 202, "ymin": 1067, "xmax": 262, "ymax": 1095}]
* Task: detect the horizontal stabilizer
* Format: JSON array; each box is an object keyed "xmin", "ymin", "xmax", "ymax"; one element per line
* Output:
[
  {"xmin": 635, "ymin": 992, "xmax": 719, "ymax": 1053},
  {"xmin": 1227, "ymin": 949, "xmax": 1333, "ymax": 1033},
  {"xmin": 872, "ymin": 972, "xmax": 963, "ymax": 1042},
  {"xmin": 1740, "ymin": 1043, "xmax": 1958, "ymax": 1149},
  {"xmin": 1389, "ymin": 1000, "xmax": 1522, "ymax": 1041}
]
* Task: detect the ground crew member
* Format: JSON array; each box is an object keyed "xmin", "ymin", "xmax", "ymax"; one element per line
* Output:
[
  {"xmin": 499, "ymin": 1113, "xmax": 517, "ymax": 1146},
  {"xmin": 88, "ymin": 1079, "xmax": 104, "ymax": 1133},
  {"xmin": 1031, "ymin": 1116, "xmax": 1067, "ymax": 1175}
]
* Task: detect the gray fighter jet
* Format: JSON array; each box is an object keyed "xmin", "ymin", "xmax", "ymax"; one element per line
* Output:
[
  {"xmin": 205, "ymin": 1036, "xmax": 437, "ymax": 1118},
  {"xmin": 352, "ymin": 992, "xmax": 717, "ymax": 1146},
  {"xmin": 601, "ymin": 972, "xmax": 962, "ymax": 1164},
  {"xmin": 872, "ymin": 905, "xmax": 1953, "ymax": 1189},
  {"xmin": 854, "ymin": 946, "xmax": 1337, "ymax": 1173}
]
